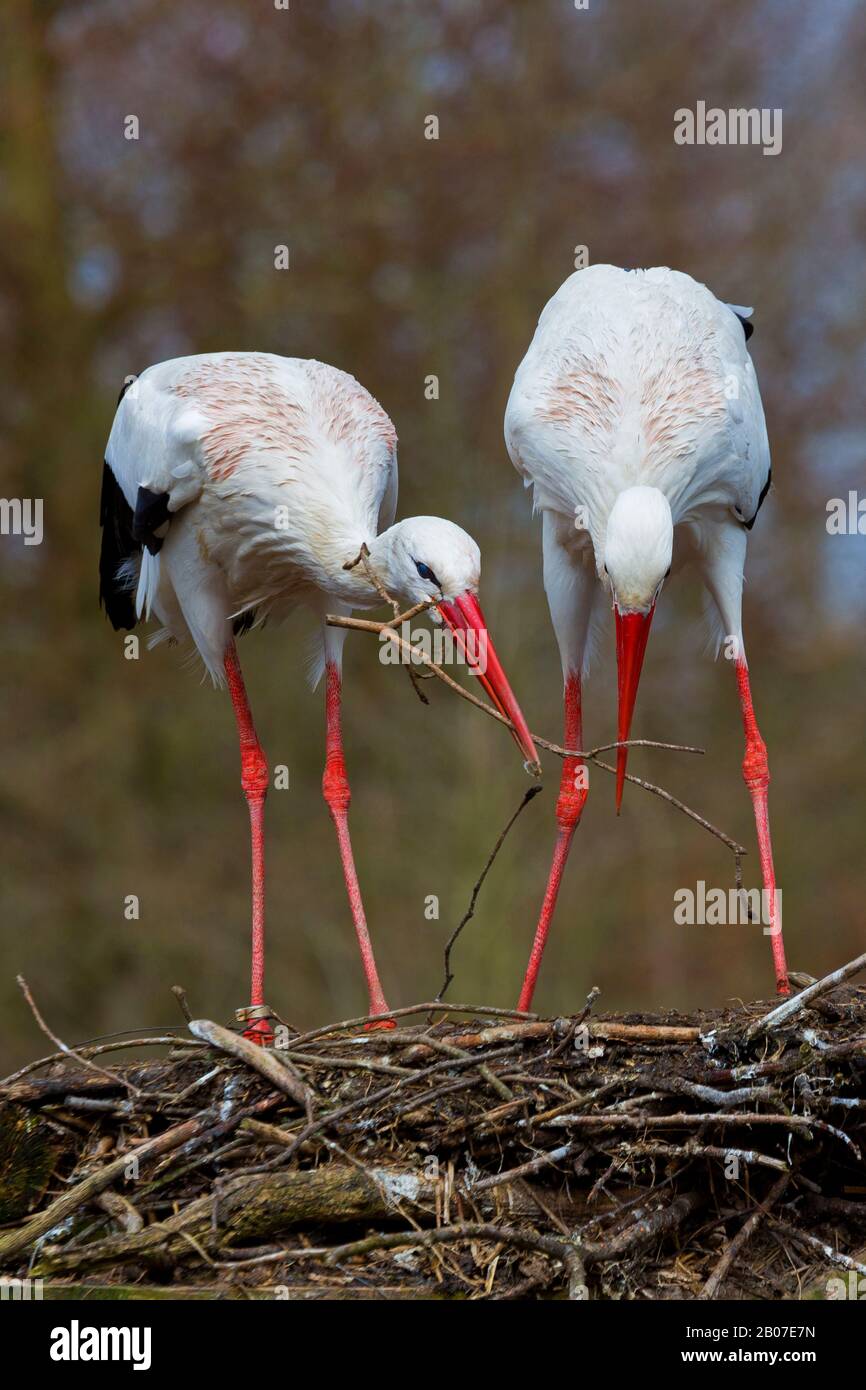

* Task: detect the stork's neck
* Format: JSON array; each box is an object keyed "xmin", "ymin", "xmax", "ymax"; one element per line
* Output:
[
  {"xmin": 320, "ymin": 527, "xmax": 403, "ymax": 610},
  {"xmin": 351, "ymin": 527, "xmax": 412, "ymax": 606}
]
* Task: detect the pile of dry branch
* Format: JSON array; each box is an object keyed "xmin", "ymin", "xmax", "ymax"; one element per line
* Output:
[{"xmin": 1, "ymin": 955, "xmax": 864, "ymax": 1301}]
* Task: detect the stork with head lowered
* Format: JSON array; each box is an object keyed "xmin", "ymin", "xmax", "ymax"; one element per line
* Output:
[
  {"xmin": 505, "ymin": 264, "xmax": 788, "ymax": 1010},
  {"xmin": 101, "ymin": 352, "xmax": 539, "ymax": 1038}
]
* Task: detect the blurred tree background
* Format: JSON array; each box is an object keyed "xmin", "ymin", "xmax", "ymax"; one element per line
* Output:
[{"xmin": 1, "ymin": 0, "xmax": 864, "ymax": 1069}]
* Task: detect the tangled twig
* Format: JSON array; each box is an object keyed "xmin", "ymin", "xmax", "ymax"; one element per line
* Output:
[
  {"xmin": 325, "ymin": 608, "xmax": 748, "ymax": 871},
  {"xmin": 436, "ymin": 784, "xmax": 543, "ymax": 1002}
]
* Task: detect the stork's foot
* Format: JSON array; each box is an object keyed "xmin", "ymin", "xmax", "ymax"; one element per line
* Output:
[
  {"xmin": 237, "ymin": 1004, "xmax": 274, "ymax": 1046},
  {"xmin": 364, "ymin": 995, "xmax": 396, "ymax": 1030},
  {"xmin": 243, "ymin": 1018, "xmax": 274, "ymax": 1046},
  {"xmin": 364, "ymin": 1000, "xmax": 396, "ymax": 1031}
]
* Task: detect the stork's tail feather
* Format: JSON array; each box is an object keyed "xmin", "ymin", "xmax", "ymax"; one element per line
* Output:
[
  {"xmin": 99, "ymin": 461, "xmax": 139, "ymax": 631},
  {"xmin": 136, "ymin": 549, "xmax": 161, "ymax": 620}
]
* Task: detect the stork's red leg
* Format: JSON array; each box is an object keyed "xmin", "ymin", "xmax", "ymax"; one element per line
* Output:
[
  {"xmin": 323, "ymin": 662, "xmax": 393, "ymax": 1028},
  {"xmin": 224, "ymin": 642, "xmax": 272, "ymax": 1043},
  {"xmin": 517, "ymin": 673, "xmax": 587, "ymax": 1012},
  {"xmin": 735, "ymin": 657, "xmax": 789, "ymax": 996}
]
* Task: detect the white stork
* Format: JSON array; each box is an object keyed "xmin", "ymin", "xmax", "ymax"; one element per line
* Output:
[
  {"xmin": 100, "ymin": 352, "xmax": 539, "ymax": 1039},
  {"xmin": 505, "ymin": 265, "xmax": 789, "ymax": 1009}
]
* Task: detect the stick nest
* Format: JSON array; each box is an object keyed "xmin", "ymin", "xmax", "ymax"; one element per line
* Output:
[{"xmin": 1, "ymin": 981, "xmax": 864, "ymax": 1301}]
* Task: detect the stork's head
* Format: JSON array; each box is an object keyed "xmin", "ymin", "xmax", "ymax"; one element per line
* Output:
[
  {"xmin": 376, "ymin": 516, "xmax": 482, "ymax": 606},
  {"xmin": 601, "ymin": 487, "xmax": 673, "ymax": 811},
  {"xmin": 369, "ymin": 517, "xmax": 541, "ymax": 777}
]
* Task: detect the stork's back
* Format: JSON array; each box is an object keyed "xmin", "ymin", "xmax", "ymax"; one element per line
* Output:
[{"xmin": 506, "ymin": 265, "xmax": 764, "ymax": 524}]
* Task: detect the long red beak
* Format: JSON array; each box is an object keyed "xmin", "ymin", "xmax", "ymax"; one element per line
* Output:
[
  {"xmin": 438, "ymin": 591, "xmax": 541, "ymax": 777},
  {"xmin": 614, "ymin": 604, "xmax": 655, "ymax": 813}
]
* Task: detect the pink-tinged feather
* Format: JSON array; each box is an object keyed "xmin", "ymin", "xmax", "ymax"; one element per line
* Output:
[
  {"xmin": 172, "ymin": 356, "xmax": 312, "ymax": 481},
  {"xmin": 539, "ymin": 354, "xmax": 622, "ymax": 434},
  {"xmin": 302, "ymin": 359, "xmax": 398, "ymax": 455},
  {"xmin": 171, "ymin": 355, "xmax": 396, "ymax": 482}
]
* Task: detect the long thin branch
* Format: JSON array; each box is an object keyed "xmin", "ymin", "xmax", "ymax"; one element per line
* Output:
[
  {"xmin": 327, "ymin": 612, "xmax": 746, "ymax": 865},
  {"xmin": 535, "ymin": 1109, "xmax": 858, "ymax": 1157},
  {"xmin": 16, "ymin": 976, "xmax": 143, "ymax": 1099},
  {"xmin": 770, "ymin": 1218, "xmax": 866, "ymax": 1277},
  {"xmin": 437, "ymin": 785, "xmax": 543, "ymax": 1001},
  {"xmin": 287, "ymin": 1001, "xmax": 542, "ymax": 1049},
  {"xmin": 589, "ymin": 759, "xmax": 746, "ymax": 858},
  {"xmin": 625, "ymin": 1141, "xmax": 789, "ymax": 1175},
  {"xmin": 0, "ymin": 1036, "xmax": 201, "ymax": 1088},
  {"xmin": 327, "ymin": 613, "xmax": 700, "ymax": 759},
  {"xmin": 471, "ymin": 1142, "xmax": 578, "ymax": 1193}
]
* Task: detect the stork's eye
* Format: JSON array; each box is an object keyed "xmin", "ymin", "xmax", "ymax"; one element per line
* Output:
[{"xmin": 414, "ymin": 560, "xmax": 441, "ymax": 587}]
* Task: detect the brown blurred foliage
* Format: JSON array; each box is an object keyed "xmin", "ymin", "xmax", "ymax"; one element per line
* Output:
[{"xmin": 1, "ymin": 0, "xmax": 865, "ymax": 1068}]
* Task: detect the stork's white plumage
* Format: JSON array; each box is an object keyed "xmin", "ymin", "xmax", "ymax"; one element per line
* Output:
[
  {"xmin": 505, "ymin": 265, "xmax": 788, "ymax": 1007},
  {"xmin": 100, "ymin": 352, "xmax": 538, "ymax": 1037}
]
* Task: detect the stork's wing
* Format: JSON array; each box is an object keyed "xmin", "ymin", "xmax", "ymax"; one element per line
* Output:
[
  {"xmin": 712, "ymin": 298, "xmax": 772, "ymax": 528},
  {"xmin": 101, "ymin": 359, "xmax": 212, "ymax": 626},
  {"xmin": 104, "ymin": 357, "xmax": 218, "ymax": 514}
]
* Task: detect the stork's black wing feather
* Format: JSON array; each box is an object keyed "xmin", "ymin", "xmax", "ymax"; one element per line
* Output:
[
  {"xmin": 99, "ymin": 462, "xmax": 138, "ymax": 631},
  {"xmin": 735, "ymin": 312, "xmax": 754, "ymax": 342},
  {"xmin": 132, "ymin": 486, "xmax": 171, "ymax": 555},
  {"xmin": 232, "ymin": 608, "xmax": 259, "ymax": 637}
]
